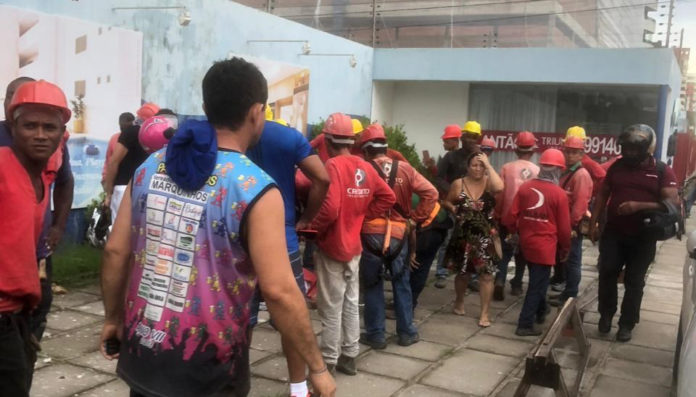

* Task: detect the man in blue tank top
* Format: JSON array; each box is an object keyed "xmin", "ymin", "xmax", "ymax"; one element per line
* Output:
[
  {"xmin": 99, "ymin": 58, "xmax": 335, "ymax": 397},
  {"xmin": 247, "ymin": 120, "xmax": 329, "ymax": 397}
]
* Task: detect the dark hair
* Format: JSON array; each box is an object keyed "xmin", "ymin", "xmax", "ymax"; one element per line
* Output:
[
  {"xmin": 364, "ymin": 146, "xmax": 387, "ymax": 157},
  {"xmin": 202, "ymin": 58, "xmax": 268, "ymax": 130},
  {"xmin": 155, "ymin": 108, "xmax": 176, "ymax": 116},
  {"xmin": 119, "ymin": 112, "xmax": 135, "ymax": 123},
  {"xmin": 467, "ymin": 150, "xmax": 484, "ymax": 166}
]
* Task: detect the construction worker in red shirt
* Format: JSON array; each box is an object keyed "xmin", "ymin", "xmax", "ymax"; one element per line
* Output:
[
  {"xmin": 494, "ymin": 131, "xmax": 540, "ymax": 300},
  {"xmin": 0, "ymin": 80, "xmax": 71, "ymax": 396},
  {"xmin": 358, "ymin": 123, "xmax": 438, "ymax": 349},
  {"xmin": 566, "ymin": 126, "xmax": 606, "ymax": 198},
  {"xmin": 549, "ymin": 137, "xmax": 593, "ymax": 307},
  {"xmin": 310, "ymin": 113, "xmax": 396, "ymax": 376},
  {"xmin": 504, "ymin": 149, "xmax": 571, "ymax": 336}
]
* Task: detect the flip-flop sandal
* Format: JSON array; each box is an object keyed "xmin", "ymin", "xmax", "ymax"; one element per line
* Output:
[
  {"xmin": 478, "ymin": 320, "xmax": 491, "ymax": 328},
  {"xmin": 452, "ymin": 308, "xmax": 467, "ymax": 316}
]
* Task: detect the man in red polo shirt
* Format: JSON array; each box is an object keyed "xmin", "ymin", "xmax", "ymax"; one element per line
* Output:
[
  {"xmin": 589, "ymin": 124, "xmax": 678, "ymax": 342},
  {"xmin": 0, "ymin": 80, "xmax": 70, "ymax": 396},
  {"xmin": 311, "ymin": 113, "xmax": 395, "ymax": 375},
  {"xmin": 504, "ymin": 149, "xmax": 571, "ymax": 336}
]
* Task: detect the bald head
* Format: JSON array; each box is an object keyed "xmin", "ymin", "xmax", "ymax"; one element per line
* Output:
[{"xmin": 4, "ymin": 77, "xmax": 35, "ymax": 120}]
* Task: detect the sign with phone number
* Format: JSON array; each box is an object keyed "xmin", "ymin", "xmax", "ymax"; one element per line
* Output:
[{"xmin": 483, "ymin": 131, "xmax": 621, "ymax": 157}]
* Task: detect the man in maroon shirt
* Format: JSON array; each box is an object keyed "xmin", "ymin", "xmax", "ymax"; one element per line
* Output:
[
  {"xmin": 589, "ymin": 124, "xmax": 679, "ymax": 342},
  {"xmin": 504, "ymin": 149, "xmax": 571, "ymax": 336}
]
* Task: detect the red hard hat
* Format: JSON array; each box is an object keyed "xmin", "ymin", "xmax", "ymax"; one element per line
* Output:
[
  {"xmin": 539, "ymin": 148, "xmax": 566, "ymax": 169},
  {"xmin": 8, "ymin": 80, "xmax": 71, "ymax": 123},
  {"xmin": 563, "ymin": 136, "xmax": 585, "ymax": 150},
  {"xmin": 441, "ymin": 124, "xmax": 462, "ymax": 140},
  {"xmin": 515, "ymin": 131, "xmax": 537, "ymax": 150},
  {"xmin": 480, "ymin": 137, "xmax": 496, "ymax": 150},
  {"xmin": 360, "ymin": 123, "xmax": 387, "ymax": 147},
  {"xmin": 137, "ymin": 102, "xmax": 160, "ymax": 120},
  {"xmin": 323, "ymin": 112, "xmax": 354, "ymax": 137}
]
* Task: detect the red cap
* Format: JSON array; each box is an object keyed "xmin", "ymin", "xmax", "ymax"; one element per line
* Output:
[
  {"xmin": 515, "ymin": 131, "xmax": 536, "ymax": 150},
  {"xmin": 323, "ymin": 113, "xmax": 354, "ymax": 137},
  {"xmin": 539, "ymin": 148, "xmax": 566, "ymax": 169},
  {"xmin": 360, "ymin": 123, "xmax": 387, "ymax": 146},
  {"xmin": 480, "ymin": 137, "xmax": 496, "ymax": 150},
  {"xmin": 563, "ymin": 136, "xmax": 585, "ymax": 150},
  {"xmin": 137, "ymin": 102, "xmax": 160, "ymax": 120},
  {"xmin": 8, "ymin": 80, "xmax": 71, "ymax": 123},
  {"xmin": 441, "ymin": 124, "xmax": 462, "ymax": 140}
]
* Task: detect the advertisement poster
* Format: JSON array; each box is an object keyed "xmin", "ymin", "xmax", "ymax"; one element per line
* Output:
[
  {"xmin": 230, "ymin": 53, "xmax": 310, "ymax": 135},
  {"xmin": 0, "ymin": 5, "xmax": 143, "ymax": 208},
  {"xmin": 483, "ymin": 130, "xmax": 621, "ymax": 160}
]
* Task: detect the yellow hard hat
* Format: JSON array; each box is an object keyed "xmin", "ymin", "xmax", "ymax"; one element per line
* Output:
[
  {"xmin": 275, "ymin": 118, "xmax": 288, "ymax": 126},
  {"xmin": 265, "ymin": 105, "xmax": 274, "ymax": 121},
  {"xmin": 566, "ymin": 126, "xmax": 586, "ymax": 140},
  {"xmin": 352, "ymin": 119, "xmax": 364, "ymax": 135},
  {"xmin": 462, "ymin": 121, "xmax": 481, "ymax": 136}
]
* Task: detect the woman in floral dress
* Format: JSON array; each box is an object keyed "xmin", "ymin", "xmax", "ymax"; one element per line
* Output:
[{"xmin": 443, "ymin": 151, "xmax": 504, "ymax": 327}]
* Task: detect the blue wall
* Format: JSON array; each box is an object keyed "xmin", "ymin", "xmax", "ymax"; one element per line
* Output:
[{"xmin": 3, "ymin": 0, "xmax": 374, "ymax": 122}]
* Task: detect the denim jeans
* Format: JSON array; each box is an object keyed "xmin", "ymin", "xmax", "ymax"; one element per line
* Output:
[
  {"xmin": 361, "ymin": 234, "xmax": 418, "ymax": 342},
  {"xmin": 496, "ymin": 227, "xmax": 527, "ymax": 286},
  {"xmin": 517, "ymin": 263, "xmax": 551, "ymax": 329},
  {"xmin": 598, "ymin": 230, "xmax": 657, "ymax": 329},
  {"xmin": 31, "ymin": 256, "xmax": 53, "ymax": 341},
  {"xmin": 434, "ymin": 227, "xmax": 453, "ymax": 279},
  {"xmin": 559, "ymin": 235, "xmax": 583, "ymax": 300},
  {"xmin": 410, "ymin": 227, "xmax": 447, "ymax": 308}
]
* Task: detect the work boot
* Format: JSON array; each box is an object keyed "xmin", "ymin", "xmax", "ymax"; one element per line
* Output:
[
  {"xmin": 493, "ymin": 282, "xmax": 505, "ymax": 301},
  {"xmin": 326, "ymin": 364, "xmax": 336, "ymax": 376},
  {"xmin": 397, "ymin": 333, "xmax": 420, "ymax": 346},
  {"xmin": 515, "ymin": 326, "xmax": 543, "ymax": 337},
  {"xmin": 510, "ymin": 285, "xmax": 523, "ymax": 296},
  {"xmin": 434, "ymin": 277, "xmax": 447, "ymax": 289},
  {"xmin": 336, "ymin": 355, "xmax": 356, "ymax": 376},
  {"xmin": 536, "ymin": 306, "xmax": 551, "ymax": 324},
  {"xmin": 616, "ymin": 327, "xmax": 632, "ymax": 342},
  {"xmin": 359, "ymin": 333, "xmax": 387, "ymax": 350},
  {"xmin": 547, "ymin": 295, "xmax": 567, "ymax": 307},
  {"xmin": 598, "ymin": 316, "xmax": 612, "ymax": 334}
]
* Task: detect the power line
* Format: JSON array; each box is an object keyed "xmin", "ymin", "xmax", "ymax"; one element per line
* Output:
[
  {"xmin": 321, "ymin": 0, "xmax": 684, "ymax": 34},
  {"xmin": 277, "ymin": 0, "xmax": 594, "ymax": 19}
]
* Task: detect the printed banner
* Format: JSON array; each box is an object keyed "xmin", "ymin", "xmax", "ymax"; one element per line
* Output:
[{"xmin": 483, "ymin": 130, "xmax": 621, "ymax": 157}]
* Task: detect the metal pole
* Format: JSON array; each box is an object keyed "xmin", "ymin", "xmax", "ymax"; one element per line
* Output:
[
  {"xmin": 680, "ymin": 28, "xmax": 685, "ymax": 49},
  {"xmin": 371, "ymin": 0, "xmax": 377, "ymax": 47},
  {"xmin": 666, "ymin": 0, "xmax": 675, "ymax": 47}
]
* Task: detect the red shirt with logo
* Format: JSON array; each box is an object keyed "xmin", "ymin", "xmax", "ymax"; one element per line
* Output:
[
  {"xmin": 0, "ymin": 148, "xmax": 49, "ymax": 312},
  {"xmin": 503, "ymin": 179, "xmax": 571, "ymax": 266},
  {"xmin": 604, "ymin": 157, "xmax": 678, "ymax": 235},
  {"xmin": 581, "ymin": 154, "xmax": 606, "ymax": 197},
  {"xmin": 362, "ymin": 156, "xmax": 438, "ymax": 239},
  {"xmin": 311, "ymin": 154, "xmax": 396, "ymax": 261},
  {"xmin": 560, "ymin": 165, "xmax": 593, "ymax": 228}
]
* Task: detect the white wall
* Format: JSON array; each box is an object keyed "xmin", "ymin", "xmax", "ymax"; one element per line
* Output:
[{"xmin": 379, "ymin": 81, "xmax": 470, "ymax": 159}]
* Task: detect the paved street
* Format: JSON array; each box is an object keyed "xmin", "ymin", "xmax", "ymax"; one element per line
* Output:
[{"xmin": 32, "ymin": 221, "xmax": 690, "ymax": 397}]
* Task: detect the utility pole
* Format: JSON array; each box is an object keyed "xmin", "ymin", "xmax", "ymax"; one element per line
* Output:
[
  {"xmin": 680, "ymin": 27, "xmax": 685, "ymax": 49},
  {"xmin": 666, "ymin": 0, "xmax": 675, "ymax": 47},
  {"xmin": 371, "ymin": 0, "xmax": 377, "ymax": 47}
]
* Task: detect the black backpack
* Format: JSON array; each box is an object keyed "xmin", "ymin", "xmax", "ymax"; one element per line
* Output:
[{"xmin": 639, "ymin": 161, "xmax": 684, "ymax": 241}]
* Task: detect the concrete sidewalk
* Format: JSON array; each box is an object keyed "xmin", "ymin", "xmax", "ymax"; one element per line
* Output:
[{"xmin": 31, "ymin": 223, "xmax": 689, "ymax": 396}]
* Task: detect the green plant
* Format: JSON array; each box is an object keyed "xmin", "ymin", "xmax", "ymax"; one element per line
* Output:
[
  {"xmin": 70, "ymin": 95, "xmax": 85, "ymax": 118},
  {"xmin": 85, "ymin": 191, "xmax": 106, "ymax": 221}
]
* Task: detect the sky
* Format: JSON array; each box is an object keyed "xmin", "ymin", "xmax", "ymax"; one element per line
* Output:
[{"xmin": 674, "ymin": 0, "xmax": 696, "ymax": 75}]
